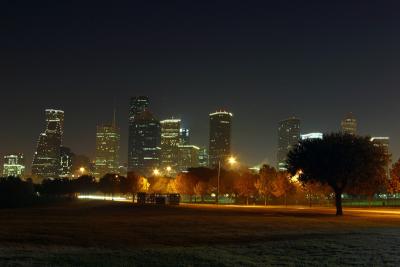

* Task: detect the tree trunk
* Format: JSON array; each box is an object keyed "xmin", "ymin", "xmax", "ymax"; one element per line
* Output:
[
  {"xmin": 335, "ymin": 191, "xmax": 343, "ymax": 216},
  {"xmin": 264, "ymin": 195, "xmax": 267, "ymax": 206},
  {"xmin": 246, "ymin": 196, "xmax": 249, "ymax": 205}
]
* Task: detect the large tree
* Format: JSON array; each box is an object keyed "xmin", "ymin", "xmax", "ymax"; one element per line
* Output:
[
  {"xmin": 287, "ymin": 133, "xmax": 387, "ymax": 215},
  {"xmin": 388, "ymin": 159, "xmax": 400, "ymax": 195},
  {"xmin": 255, "ymin": 165, "xmax": 277, "ymax": 205}
]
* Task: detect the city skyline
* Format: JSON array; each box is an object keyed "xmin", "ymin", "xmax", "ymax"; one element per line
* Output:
[{"xmin": 1, "ymin": 1, "xmax": 399, "ymax": 169}]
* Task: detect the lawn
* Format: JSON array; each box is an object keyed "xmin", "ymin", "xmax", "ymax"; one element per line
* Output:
[{"xmin": 0, "ymin": 200, "xmax": 399, "ymax": 266}]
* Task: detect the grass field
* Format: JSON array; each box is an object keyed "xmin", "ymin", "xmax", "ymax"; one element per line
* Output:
[{"xmin": 0, "ymin": 200, "xmax": 400, "ymax": 266}]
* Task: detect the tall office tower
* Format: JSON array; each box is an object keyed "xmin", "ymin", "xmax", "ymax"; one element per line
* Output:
[
  {"xmin": 128, "ymin": 96, "xmax": 150, "ymax": 171},
  {"xmin": 59, "ymin": 147, "xmax": 74, "ymax": 178},
  {"xmin": 277, "ymin": 117, "xmax": 301, "ymax": 171},
  {"xmin": 341, "ymin": 112, "xmax": 357, "ymax": 135},
  {"xmin": 3, "ymin": 154, "xmax": 25, "ymax": 177},
  {"xmin": 209, "ymin": 110, "xmax": 233, "ymax": 168},
  {"xmin": 95, "ymin": 118, "xmax": 120, "ymax": 178},
  {"xmin": 129, "ymin": 110, "xmax": 161, "ymax": 176},
  {"xmin": 32, "ymin": 109, "xmax": 64, "ymax": 179},
  {"xmin": 160, "ymin": 119, "xmax": 181, "ymax": 171},
  {"xmin": 198, "ymin": 147, "xmax": 209, "ymax": 167},
  {"xmin": 179, "ymin": 128, "xmax": 190, "ymax": 145},
  {"xmin": 301, "ymin": 132, "xmax": 323, "ymax": 141},
  {"xmin": 177, "ymin": 145, "xmax": 200, "ymax": 172},
  {"xmin": 371, "ymin": 137, "xmax": 391, "ymax": 178}
]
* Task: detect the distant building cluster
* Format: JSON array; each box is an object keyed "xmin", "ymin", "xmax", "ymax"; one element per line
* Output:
[{"xmin": 1, "ymin": 100, "xmax": 392, "ymax": 181}]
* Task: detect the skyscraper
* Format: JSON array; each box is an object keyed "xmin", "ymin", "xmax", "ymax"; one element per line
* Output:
[
  {"xmin": 301, "ymin": 132, "xmax": 323, "ymax": 141},
  {"xmin": 277, "ymin": 117, "xmax": 301, "ymax": 171},
  {"xmin": 59, "ymin": 146, "xmax": 74, "ymax": 178},
  {"xmin": 129, "ymin": 110, "xmax": 161, "ymax": 176},
  {"xmin": 95, "ymin": 118, "xmax": 120, "ymax": 178},
  {"xmin": 177, "ymin": 145, "xmax": 200, "ymax": 172},
  {"xmin": 198, "ymin": 147, "xmax": 209, "ymax": 167},
  {"xmin": 128, "ymin": 96, "xmax": 150, "ymax": 171},
  {"xmin": 32, "ymin": 109, "xmax": 64, "ymax": 180},
  {"xmin": 160, "ymin": 119, "xmax": 181, "ymax": 171},
  {"xmin": 371, "ymin": 137, "xmax": 391, "ymax": 178},
  {"xmin": 3, "ymin": 154, "xmax": 25, "ymax": 177},
  {"xmin": 179, "ymin": 128, "xmax": 190, "ymax": 145},
  {"xmin": 209, "ymin": 110, "xmax": 233, "ymax": 168},
  {"xmin": 341, "ymin": 113, "xmax": 357, "ymax": 135}
]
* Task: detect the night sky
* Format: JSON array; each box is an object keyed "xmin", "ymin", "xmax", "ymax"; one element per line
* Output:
[{"xmin": 1, "ymin": 0, "xmax": 399, "ymax": 169}]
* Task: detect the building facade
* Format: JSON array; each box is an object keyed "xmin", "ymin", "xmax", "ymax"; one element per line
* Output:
[
  {"xmin": 32, "ymin": 109, "xmax": 64, "ymax": 179},
  {"xmin": 277, "ymin": 117, "xmax": 301, "ymax": 171},
  {"xmin": 128, "ymin": 96, "xmax": 150, "ymax": 171},
  {"xmin": 301, "ymin": 132, "xmax": 323, "ymax": 141},
  {"xmin": 341, "ymin": 113, "xmax": 357, "ymax": 135},
  {"xmin": 59, "ymin": 146, "xmax": 74, "ymax": 178},
  {"xmin": 160, "ymin": 119, "xmax": 181, "ymax": 172},
  {"xmin": 179, "ymin": 128, "xmax": 190, "ymax": 145},
  {"xmin": 198, "ymin": 147, "xmax": 209, "ymax": 167},
  {"xmin": 95, "ymin": 123, "xmax": 120, "ymax": 178},
  {"xmin": 178, "ymin": 145, "xmax": 200, "ymax": 172},
  {"xmin": 371, "ymin": 137, "xmax": 391, "ymax": 178},
  {"xmin": 3, "ymin": 154, "xmax": 25, "ymax": 177},
  {"xmin": 129, "ymin": 110, "xmax": 161, "ymax": 176},
  {"xmin": 209, "ymin": 111, "xmax": 233, "ymax": 168}
]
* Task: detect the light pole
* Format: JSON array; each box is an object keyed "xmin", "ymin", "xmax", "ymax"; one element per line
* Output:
[{"xmin": 216, "ymin": 156, "xmax": 237, "ymax": 205}]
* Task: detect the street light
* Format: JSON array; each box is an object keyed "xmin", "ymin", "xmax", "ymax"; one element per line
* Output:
[
  {"xmin": 166, "ymin": 166, "xmax": 172, "ymax": 172},
  {"xmin": 79, "ymin": 167, "xmax": 85, "ymax": 175},
  {"xmin": 216, "ymin": 156, "xmax": 237, "ymax": 205},
  {"xmin": 153, "ymin": 168, "xmax": 160, "ymax": 176}
]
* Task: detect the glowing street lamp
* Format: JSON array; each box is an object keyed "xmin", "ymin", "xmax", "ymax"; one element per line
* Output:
[
  {"xmin": 216, "ymin": 156, "xmax": 238, "ymax": 205},
  {"xmin": 79, "ymin": 167, "xmax": 85, "ymax": 175},
  {"xmin": 166, "ymin": 166, "xmax": 172, "ymax": 172},
  {"xmin": 153, "ymin": 168, "xmax": 160, "ymax": 176}
]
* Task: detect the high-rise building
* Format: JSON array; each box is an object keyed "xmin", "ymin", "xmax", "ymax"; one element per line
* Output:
[
  {"xmin": 160, "ymin": 119, "xmax": 181, "ymax": 171},
  {"xmin": 277, "ymin": 117, "xmax": 301, "ymax": 171},
  {"xmin": 59, "ymin": 147, "xmax": 74, "ymax": 178},
  {"xmin": 198, "ymin": 147, "xmax": 209, "ymax": 167},
  {"xmin": 209, "ymin": 110, "xmax": 233, "ymax": 168},
  {"xmin": 341, "ymin": 113, "xmax": 357, "ymax": 135},
  {"xmin": 178, "ymin": 145, "xmax": 200, "ymax": 172},
  {"xmin": 3, "ymin": 154, "xmax": 25, "ymax": 177},
  {"xmin": 95, "ymin": 120, "xmax": 120, "ymax": 178},
  {"xmin": 129, "ymin": 110, "xmax": 161, "ymax": 176},
  {"xmin": 32, "ymin": 109, "xmax": 64, "ymax": 179},
  {"xmin": 371, "ymin": 137, "xmax": 391, "ymax": 178},
  {"xmin": 301, "ymin": 132, "xmax": 323, "ymax": 141},
  {"xmin": 128, "ymin": 96, "xmax": 150, "ymax": 171},
  {"xmin": 179, "ymin": 128, "xmax": 190, "ymax": 145}
]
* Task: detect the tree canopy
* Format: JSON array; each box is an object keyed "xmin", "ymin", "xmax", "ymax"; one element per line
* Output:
[{"xmin": 287, "ymin": 133, "xmax": 387, "ymax": 215}]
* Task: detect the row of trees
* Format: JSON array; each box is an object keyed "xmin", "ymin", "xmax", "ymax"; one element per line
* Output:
[{"xmin": 2, "ymin": 133, "xmax": 399, "ymax": 214}]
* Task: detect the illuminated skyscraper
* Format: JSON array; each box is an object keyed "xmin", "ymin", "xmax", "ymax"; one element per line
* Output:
[
  {"xmin": 129, "ymin": 110, "xmax": 161, "ymax": 176},
  {"xmin": 3, "ymin": 154, "xmax": 25, "ymax": 177},
  {"xmin": 59, "ymin": 146, "xmax": 74, "ymax": 178},
  {"xmin": 341, "ymin": 113, "xmax": 357, "ymax": 135},
  {"xmin": 301, "ymin": 132, "xmax": 323, "ymax": 141},
  {"xmin": 95, "ymin": 116, "xmax": 120, "ymax": 178},
  {"xmin": 198, "ymin": 147, "xmax": 209, "ymax": 167},
  {"xmin": 179, "ymin": 128, "xmax": 190, "ymax": 145},
  {"xmin": 160, "ymin": 119, "xmax": 181, "ymax": 171},
  {"xmin": 209, "ymin": 110, "xmax": 233, "ymax": 167},
  {"xmin": 178, "ymin": 145, "xmax": 200, "ymax": 172},
  {"xmin": 277, "ymin": 117, "xmax": 301, "ymax": 171},
  {"xmin": 32, "ymin": 109, "xmax": 64, "ymax": 179},
  {"xmin": 128, "ymin": 96, "xmax": 150, "ymax": 170},
  {"xmin": 371, "ymin": 137, "xmax": 391, "ymax": 178}
]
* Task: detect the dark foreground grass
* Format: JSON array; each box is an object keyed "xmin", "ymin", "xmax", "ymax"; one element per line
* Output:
[{"xmin": 0, "ymin": 200, "xmax": 399, "ymax": 266}]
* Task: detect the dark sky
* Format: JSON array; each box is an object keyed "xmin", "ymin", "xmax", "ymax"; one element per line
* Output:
[{"xmin": 1, "ymin": 0, "xmax": 399, "ymax": 169}]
